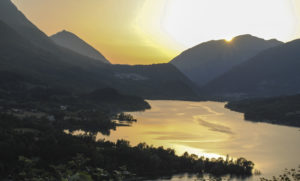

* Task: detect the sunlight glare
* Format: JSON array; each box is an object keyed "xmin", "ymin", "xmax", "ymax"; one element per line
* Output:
[
  {"xmin": 161, "ymin": 0, "xmax": 298, "ymax": 48},
  {"xmin": 173, "ymin": 144, "xmax": 226, "ymax": 159},
  {"xmin": 225, "ymin": 37, "xmax": 233, "ymax": 42}
]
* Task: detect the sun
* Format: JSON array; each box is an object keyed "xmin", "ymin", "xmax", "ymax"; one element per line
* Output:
[
  {"xmin": 225, "ymin": 37, "xmax": 233, "ymax": 42},
  {"xmin": 160, "ymin": 0, "xmax": 297, "ymax": 49}
]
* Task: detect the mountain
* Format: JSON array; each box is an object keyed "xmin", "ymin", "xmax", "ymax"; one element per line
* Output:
[
  {"xmin": 0, "ymin": 0, "xmax": 199, "ymax": 100},
  {"xmin": 0, "ymin": 19, "xmax": 109, "ymax": 92},
  {"xmin": 170, "ymin": 35, "xmax": 282, "ymax": 86},
  {"xmin": 202, "ymin": 39, "xmax": 300, "ymax": 99},
  {"xmin": 50, "ymin": 30, "xmax": 110, "ymax": 64},
  {"xmin": 0, "ymin": 0, "xmax": 57, "ymax": 50},
  {"xmin": 0, "ymin": 0, "xmax": 108, "ymax": 68},
  {"xmin": 110, "ymin": 64, "xmax": 199, "ymax": 100}
]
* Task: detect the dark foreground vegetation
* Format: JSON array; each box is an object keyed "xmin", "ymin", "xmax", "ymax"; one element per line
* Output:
[
  {"xmin": 260, "ymin": 166, "xmax": 300, "ymax": 181},
  {"xmin": 0, "ymin": 87, "xmax": 254, "ymax": 180},
  {"xmin": 0, "ymin": 113, "xmax": 254, "ymax": 181},
  {"xmin": 226, "ymin": 94, "xmax": 300, "ymax": 127}
]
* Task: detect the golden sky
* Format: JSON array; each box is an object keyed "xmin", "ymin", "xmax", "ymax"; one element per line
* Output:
[{"xmin": 11, "ymin": 0, "xmax": 300, "ymax": 65}]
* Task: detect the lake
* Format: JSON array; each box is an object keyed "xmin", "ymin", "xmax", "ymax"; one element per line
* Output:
[{"xmin": 98, "ymin": 100, "xmax": 300, "ymax": 180}]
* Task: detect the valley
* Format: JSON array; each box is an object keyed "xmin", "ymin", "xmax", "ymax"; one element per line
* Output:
[{"xmin": 0, "ymin": 0, "xmax": 299, "ymax": 180}]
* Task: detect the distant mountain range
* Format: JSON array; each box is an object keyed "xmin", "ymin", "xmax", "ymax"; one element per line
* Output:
[
  {"xmin": 0, "ymin": 0, "xmax": 108, "ymax": 69},
  {"xmin": 0, "ymin": 0, "xmax": 199, "ymax": 100},
  {"xmin": 202, "ymin": 39, "xmax": 300, "ymax": 99},
  {"xmin": 1, "ymin": 0, "xmax": 300, "ymax": 101},
  {"xmin": 50, "ymin": 30, "xmax": 110, "ymax": 64},
  {"xmin": 170, "ymin": 35, "xmax": 282, "ymax": 86},
  {"xmin": 0, "ymin": 19, "xmax": 108, "ymax": 92}
]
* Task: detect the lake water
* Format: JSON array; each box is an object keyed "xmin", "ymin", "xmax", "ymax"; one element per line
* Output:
[{"xmin": 98, "ymin": 100, "xmax": 300, "ymax": 180}]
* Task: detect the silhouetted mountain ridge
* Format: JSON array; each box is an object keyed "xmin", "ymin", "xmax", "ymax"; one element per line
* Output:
[
  {"xmin": 0, "ymin": 0, "xmax": 110, "ymax": 69},
  {"xmin": 50, "ymin": 30, "xmax": 110, "ymax": 64},
  {"xmin": 202, "ymin": 39, "xmax": 300, "ymax": 99},
  {"xmin": 0, "ymin": 20, "xmax": 110, "ymax": 92},
  {"xmin": 0, "ymin": 0, "xmax": 57, "ymax": 50},
  {"xmin": 170, "ymin": 34, "xmax": 282, "ymax": 86},
  {"xmin": 0, "ymin": 0, "xmax": 199, "ymax": 100}
]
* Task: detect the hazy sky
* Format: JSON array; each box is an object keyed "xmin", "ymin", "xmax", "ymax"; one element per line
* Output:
[{"xmin": 11, "ymin": 0, "xmax": 300, "ymax": 64}]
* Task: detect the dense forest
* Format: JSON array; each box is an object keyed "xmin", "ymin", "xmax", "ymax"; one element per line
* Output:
[{"xmin": 226, "ymin": 94, "xmax": 300, "ymax": 127}]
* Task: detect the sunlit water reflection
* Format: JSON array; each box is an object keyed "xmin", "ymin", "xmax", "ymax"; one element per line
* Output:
[{"xmin": 97, "ymin": 100, "xmax": 300, "ymax": 181}]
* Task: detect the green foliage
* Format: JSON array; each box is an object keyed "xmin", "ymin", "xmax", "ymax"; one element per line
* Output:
[{"xmin": 68, "ymin": 172, "xmax": 93, "ymax": 181}]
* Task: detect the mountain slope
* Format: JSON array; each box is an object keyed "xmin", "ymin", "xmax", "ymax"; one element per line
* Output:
[
  {"xmin": 0, "ymin": 0, "xmax": 109, "ymax": 68},
  {"xmin": 0, "ymin": 0, "xmax": 199, "ymax": 100},
  {"xmin": 0, "ymin": 19, "xmax": 198, "ymax": 99},
  {"xmin": 0, "ymin": 0, "xmax": 57, "ymax": 50},
  {"xmin": 50, "ymin": 30, "xmax": 110, "ymax": 64},
  {"xmin": 0, "ymin": 20, "xmax": 112, "ymax": 92},
  {"xmin": 202, "ymin": 39, "xmax": 300, "ymax": 99},
  {"xmin": 110, "ymin": 64, "xmax": 199, "ymax": 99},
  {"xmin": 170, "ymin": 35, "xmax": 282, "ymax": 86}
]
